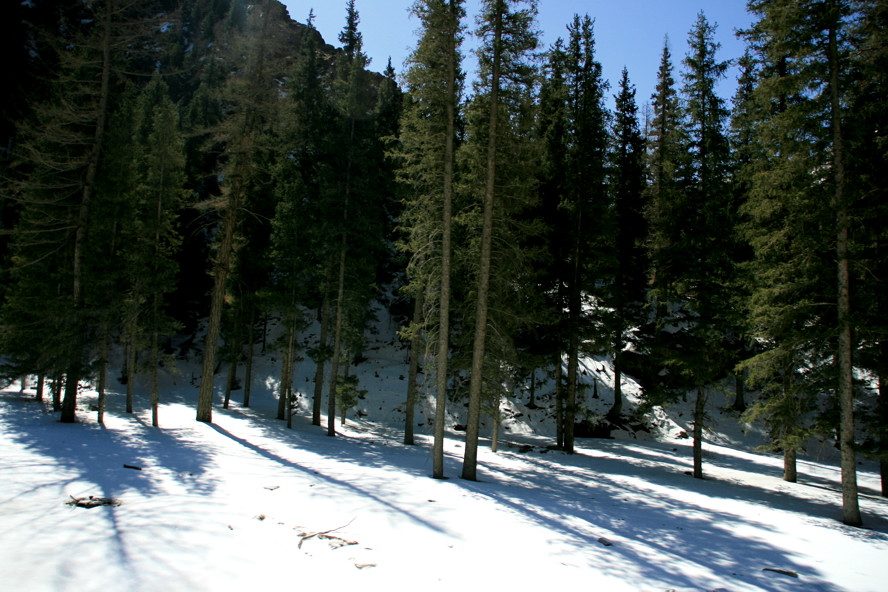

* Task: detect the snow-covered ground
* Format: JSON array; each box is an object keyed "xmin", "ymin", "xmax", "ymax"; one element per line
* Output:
[{"xmin": 2, "ymin": 312, "xmax": 887, "ymax": 591}]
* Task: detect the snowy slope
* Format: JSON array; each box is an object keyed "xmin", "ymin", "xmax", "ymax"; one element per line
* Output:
[{"xmin": 1, "ymin": 306, "xmax": 887, "ymax": 591}]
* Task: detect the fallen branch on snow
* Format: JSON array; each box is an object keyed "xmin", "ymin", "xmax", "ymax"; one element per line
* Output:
[
  {"xmin": 762, "ymin": 567, "xmax": 799, "ymax": 578},
  {"xmin": 297, "ymin": 518, "xmax": 356, "ymax": 549},
  {"xmin": 66, "ymin": 495, "xmax": 122, "ymax": 509}
]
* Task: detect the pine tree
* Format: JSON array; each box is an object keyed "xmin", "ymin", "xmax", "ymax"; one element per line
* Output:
[
  {"xmin": 558, "ymin": 15, "xmax": 610, "ymax": 454},
  {"xmin": 848, "ymin": 0, "xmax": 888, "ymax": 497},
  {"xmin": 460, "ymin": 0, "xmax": 539, "ymax": 480},
  {"xmin": 2, "ymin": 0, "xmax": 157, "ymax": 422},
  {"xmin": 119, "ymin": 74, "xmax": 187, "ymax": 427},
  {"xmin": 323, "ymin": 0, "xmax": 393, "ymax": 436},
  {"xmin": 195, "ymin": 0, "xmax": 284, "ymax": 423},
  {"xmin": 645, "ymin": 13, "xmax": 736, "ymax": 479},
  {"xmin": 741, "ymin": 0, "xmax": 862, "ymax": 525},
  {"xmin": 535, "ymin": 38, "xmax": 570, "ymax": 448},
  {"xmin": 397, "ymin": 0, "xmax": 465, "ymax": 474},
  {"xmin": 604, "ymin": 67, "xmax": 647, "ymax": 423}
]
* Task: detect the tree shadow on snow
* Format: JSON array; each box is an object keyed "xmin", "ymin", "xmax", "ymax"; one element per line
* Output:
[
  {"xmin": 456, "ymin": 438, "xmax": 880, "ymax": 592},
  {"xmin": 0, "ymin": 388, "xmax": 220, "ymax": 582}
]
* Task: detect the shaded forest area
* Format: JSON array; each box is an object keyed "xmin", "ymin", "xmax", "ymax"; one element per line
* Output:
[{"xmin": 0, "ymin": 0, "xmax": 885, "ymax": 527}]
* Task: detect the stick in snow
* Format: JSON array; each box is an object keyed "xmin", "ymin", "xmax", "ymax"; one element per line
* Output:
[
  {"xmin": 298, "ymin": 518, "xmax": 356, "ymax": 549},
  {"xmin": 762, "ymin": 568, "xmax": 799, "ymax": 578}
]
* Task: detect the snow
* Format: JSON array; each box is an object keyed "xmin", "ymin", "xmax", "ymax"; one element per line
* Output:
[{"xmin": 2, "ymin": 312, "xmax": 888, "ymax": 591}]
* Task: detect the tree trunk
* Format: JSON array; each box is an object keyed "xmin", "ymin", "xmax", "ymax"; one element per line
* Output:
[
  {"xmin": 880, "ymin": 340, "xmax": 887, "ymax": 497},
  {"xmin": 564, "ymin": 188, "xmax": 585, "ymax": 453},
  {"xmin": 97, "ymin": 332, "xmax": 108, "ymax": 425},
  {"xmin": 278, "ymin": 319, "xmax": 296, "ymax": 420},
  {"xmin": 880, "ymin": 363, "xmax": 887, "ymax": 498},
  {"xmin": 491, "ymin": 407, "xmax": 500, "ymax": 453},
  {"xmin": 431, "ymin": 0, "xmax": 459, "ymax": 479},
  {"xmin": 150, "ymin": 329, "xmax": 159, "ymax": 427},
  {"xmin": 243, "ymin": 311, "xmax": 254, "ymax": 408},
  {"xmin": 555, "ymin": 355, "xmax": 564, "ymax": 449},
  {"xmin": 313, "ymin": 293, "xmax": 331, "ymax": 426},
  {"xmin": 223, "ymin": 340, "xmax": 238, "ymax": 410},
  {"xmin": 196, "ymin": 187, "xmax": 238, "ymax": 423},
  {"xmin": 327, "ymin": 241, "xmax": 348, "ymax": 438},
  {"xmin": 733, "ymin": 371, "xmax": 747, "ymax": 413},
  {"xmin": 528, "ymin": 370, "xmax": 536, "ymax": 408},
  {"xmin": 125, "ymin": 340, "xmax": 135, "ymax": 414},
  {"xmin": 35, "ymin": 375, "xmax": 45, "ymax": 403},
  {"xmin": 564, "ymin": 286, "xmax": 580, "ymax": 454},
  {"xmin": 829, "ymin": 21, "xmax": 861, "ymax": 527},
  {"xmin": 783, "ymin": 446, "xmax": 797, "ymax": 483},
  {"xmin": 404, "ymin": 294, "xmax": 423, "ymax": 446},
  {"xmin": 692, "ymin": 385, "xmax": 707, "ymax": 479},
  {"xmin": 60, "ymin": 0, "xmax": 115, "ymax": 424},
  {"xmin": 461, "ymin": 5, "xmax": 502, "ymax": 482},
  {"xmin": 52, "ymin": 376, "xmax": 62, "ymax": 412},
  {"xmin": 222, "ymin": 344, "xmax": 237, "ymax": 409},
  {"xmin": 608, "ymin": 345, "xmax": 623, "ymax": 421}
]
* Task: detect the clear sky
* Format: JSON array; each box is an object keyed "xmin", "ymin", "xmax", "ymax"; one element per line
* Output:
[{"xmin": 280, "ymin": 0, "xmax": 753, "ymax": 108}]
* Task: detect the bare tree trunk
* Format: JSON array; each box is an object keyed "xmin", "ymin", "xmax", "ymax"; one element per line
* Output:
[
  {"xmin": 35, "ymin": 375, "xmax": 45, "ymax": 403},
  {"xmin": 97, "ymin": 332, "xmax": 108, "ymax": 425},
  {"xmin": 564, "ymin": 204, "xmax": 584, "ymax": 453},
  {"xmin": 52, "ymin": 376, "xmax": 62, "ymax": 412},
  {"xmin": 404, "ymin": 294, "xmax": 423, "ymax": 446},
  {"xmin": 327, "ymin": 242, "xmax": 348, "ymax": 438},
  {"xmin": 278, "ymin": 319, "xmax": 296, "ymax": 420},
  {"xmin": 829, "ymin": 22, "xmax": 861, "ymax": 527},
  {"xmin": 783, "ymin": 446, "xmax": 797, "ymax": 483},
  {"xmin": 223, "ymin": 344, "xmax": 237, "ymax": 410},
  {"xmin": 555, "ymin": 355, "xmax": 564, "ymax": 449},
  {"xmin": 692, "ymin": 385, "xmax": 707, "ymax": 479},
  {"xmin": 608, "ymin": 343, "xmax": 623, "ymax": 421},
  {"xmin": 150, "ymin": 329, "xmax": 159, "ymax": 427},
  {"xmin": 196, "ymin": 193, "xmax": 237, "ymax": 423},
  {"xmin": 125, "ymin": 340, "xmax": 135, "ymax": 414},
  {"xmin": 491, "ymin": 407, "xmax": 500, "ymax": 453},
  {"xmin": 461, "ymin": 5, "xmax": 502, "ymax": 482},
  {"xmin": 564, "ymin": 285, "xmax": 580, "ymax": 454},
  {"xmin": 242, "ymin": 309, "xmax": 254, "ymax": 407},
  {"xmin": 880, "ymin": 366, "xmax": 887, "ymax": 498},
  {"xmin": 313, "ymin": 293, "xmax": 331, "ymax": 426},
  {"xmin": 732, "ymin": 371, "xmax": 747, "ymax": 413}
]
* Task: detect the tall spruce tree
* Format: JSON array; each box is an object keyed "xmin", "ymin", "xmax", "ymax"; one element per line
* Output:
[
  {"xmin": 848, "ymin": 0, "xmax": 888, "ymax": 497},
  {"xmin": 460, "ymin": 0, "xmax": 539, "ymax": 480},
  {"xmin": 535, "ymin": 37, "xmax": 570, "ymax": 448},
  {"xmin": 557, "ymin": 14, "xmax": 610, "ymax": 454},
  {"xmin": 741, "ymin": 0, "xmax": 863, "ymax": 525},
  {"xmin": 324, "ymin": 0, "xmax": 390, "ymax": 436},
  {"xmin": 397, "ymin": 0, "xmax": 465, "ymax": 469},
  {"xmin": 604, "ymin": 67, "xmax": 647, "ymax": 423},
  {"xmin": 273, "ymin": 11, "xmax": 337, "ymax": 424},
  {"xmin": 119, "ymin": 74, "xmax": 187, "ymax": 427},
  {"xmin": 195, "ymin": 0, "xmax": 285, "ymax": 423},
  {"xmin": 645, "ymin": 13, "xmax": 735, "ymax": 479}
]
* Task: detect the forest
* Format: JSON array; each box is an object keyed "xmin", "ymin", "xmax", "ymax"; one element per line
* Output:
[{"xmin": 0, "ymin": 0, "xmax": 885, "ymax": 533}]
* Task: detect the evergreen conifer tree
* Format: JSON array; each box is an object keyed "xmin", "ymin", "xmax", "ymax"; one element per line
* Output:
[
  {"xmin": 741, "ymin": 0, "xmax": 863, "ymax": 525},
  {"xmin": 460, "ymin": 0, "xmax": 539, "ymax": 480},
  {"xmin": 604, "ymin": 67, "xmax": 647, "ymax": 423},
  {"xmin": 397, "ymin": 0, "xmax": 465, "ymax": 473}
]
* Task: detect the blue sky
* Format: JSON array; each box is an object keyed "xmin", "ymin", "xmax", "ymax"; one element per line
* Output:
[{"xmin": 281, "ymin": 0, "xmax": 753, "ymax": 108}]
